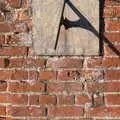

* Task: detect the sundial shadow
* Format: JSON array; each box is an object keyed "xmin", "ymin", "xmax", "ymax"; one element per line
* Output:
[{"xmin": 55, "ymin": 0, "xmax": 120, "ymax": 56}]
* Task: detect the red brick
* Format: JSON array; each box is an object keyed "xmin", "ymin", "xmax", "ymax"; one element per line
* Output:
[
  {"xmin": 76, "ymin": 94, "xmax": 92, "ymax": 105},
  {"xmin": 8, "ymin": 81, "xmax": 30, "ymax": 92},
  {"xmin": 39, "ymin": 95, "xmax": 56, "ymax": 105},
  {"xmin": 103, "ymin": 58, "xmax": 120, "ymax": 68},
  {"xmin": 105, "ymin": 94, "xmax": 120, "ymax": 105},
  {"xmin": 0, "ymin": 58, "xmax": 6, "ymax": 68},
  {"xmin": 8, "ymin": 58, "xmax": 46, "ymax": 68},
  {"xmin": 5, "ymin": 35, "xmax": 20, "ymax": 44},
  {"xmin": 0, "ymin": 93, "xmax": 9, "ymax": 103},
  {"xmin": 49, "ymin": 118, "xmax": 88, "ymax": 120},
  {"xmin": 39, "ymin": 71, "xmax": 57, "ymax": 80},
  {"xmin": 48, "ymin": 106, "xmax": 83, "ymax": 116},
  {"xmin": 92, "ymin": 94, "xmax": 104, "ymax": 106},
  {"xmin": 29, "ymin": 106, "xmax": 46, "ymax": 117},
  {"xmin": 16, "ymin": 9, "xmax": 32, "ymax": 21},
  {"xmin": 104, "ymin": 32, "xmax": 120, "ymax": 43},
  {"xmin": 87, "ymin": 106, "xmax": 120, "ymax": 117},
  {"xmin": 8, "ymin": 0, "xmax": 22, "ymax": 8},
  {"xmin": 0, "ymin": 70, "xmax": 12, "ymax": 80},
  {"xmin": 0, "ymin": 23, "xmax": 13, "ymax": 32},
  {"xmin": 7, "ymin": 106, "xmax": 29, "ymax": 116},
  {"xmin": 29, "ymin": 81, "xmax": 45, "ymax": 92},
  {"xmin": 0, "ymin": 13, "xmax": 4, "ymax": 22},
  {"xmin": 86, "ymin": 57, "xmax": 102, "ymax": 68},
  {"xmin": 26, "ymin": 119, "xmax": 47, "ymax": 120},
  {"xmin": 57, "ymin": 70, "xmax": 80, "ymax": 81},
  {"xmin": 9, "ymin": 94, "xmax": 28, "ymax": 105},
  {"xmin": 104, "ymin": 7, "xmax": 120, "ymax": 17},
  {"xmin": 87, "ymin": 82, "xmax": 105, "ymax": 93},
  {"xmin": 10, "ymin": 70, "xmax": 28, "ymax": 80},
  {"xmin": 0, "ymin": 70, "xmax": 29, "ymax": 81},
  {"xmin": 7, "ymin": 106, "xmax": 45, "ymax": 116},
  {"xmin": 47, "ymin": 82, "xmax": 83, "ymax": 93},
  {"xmin": 106, "ymin": 20, "xmax": 120, "ymax": 31},
  {"xmin": 105, "ymin": 70, "xmax": 120, "ymax": 80},
  {"xmin": 57, "ymin": 95, "xmax": 75, "ymax": 105},
  {"xmin": 0, "ymin": 81, "xmax": 7, "ymax": 91},
  {"xmin": 105, "ymin": 0, "xmax": 120, "ymax": 6},
  {"xmin": 29, "ymin": 95, "xmax": 39, "ymax": 105},
  {"xmin": 28, "ymin": 71, "xmax": 38, "ymax": 80},
  {"xmin": 14, "ymin": 23, "xmax": 30, "ymax": 33},
  {"xmin": 0, "ymin": 46, "xmax": 28, "ymax": 56},
  {"xmin": 57, "ymin": 70, "xmax": 103, "ymax": 81},
  {"xmin": 81, "ymin": 70, "xmax": 103, "ymax": 81},
  {"xmin": 49, "ymin": 118, "xmax": 89, "ymax": 120},
  {"xmin": 0, "ymin": 35, "xmax": 5, "ymax": 44},
  {"xmin": 104, "ymin": 45, "xmax": 120, "ymax": 56},
  {"xmin": 47, "ymin": 58, "xmax": 83, "ymax": 68},
  {"xmin": 104, "ymin": 82, "xmax": 120, "ymax": 92},
  {"xmin": 6, "ymin": 118, "xmax": 26, "ymax": 120},
  {"xmin": 0, "ymin": 118, "xmax": 6, "ymax": 120},
  {"xmin": 0, "ymin": 106, "xmax": 6, "ymax": 116}
]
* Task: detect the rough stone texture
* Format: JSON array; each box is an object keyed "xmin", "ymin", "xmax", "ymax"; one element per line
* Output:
[
  {"xmin": 32, "ymin": 0, "xmax": 99, "ymax": 55},
  {"xmin": 0, "ymin": 0, "xmax": 119, "ymax": 120}
]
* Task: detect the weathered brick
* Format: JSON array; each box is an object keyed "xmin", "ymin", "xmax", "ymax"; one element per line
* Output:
[
  {"xmin": 39, "ymin": 95, "xmax": 57, "ymax": 105},
  {"xmin": 86, "ymin": 107, "xmax": 120, "ymax": 117},
  {"xmin": 7, "ymin": 106, "xmax": 45, "ymax": 116},
  {"xmin": 5, "ymin": 35, "xmax": 20, "ymax": 44},
  {"xmin": 57, "ymin": 70, "xmax": 81, "ymax": 81},
  {"xmin": 0, "ymin": 70, "xmax": 12, "ymax": 80},
  {"xmin": 29, "ymin": 95, "xmax": 39, "ymax": 105},
  {"xmin": 10, "ymin": 70, "xmax": 28, "ymax": 80},
  {"xmin": 0, "ymin": 46, "xmax": 28, "ymax": 56},
  {"xmin": 81, "ymin": 70, "xmax": 103, "ymax": 81},
  {"xmin": 103, "ymin": 58, "xmax": 120, "ymax": 68},
  {"xmin": 8, "ymin": 0, "xmax": 22, "ymax": 8},
  {"xmin": 14, "ymin": 23, "xmax": 30, "ymax": 33},
  {"xmin": 29, "ymin": 81, "xmax": 45, "ymax": 92},
  {"xmin": 105, "ymin": 70, "xmax": 120, "ymax": 80},
  {"xmin": 0, "ymin": 23, "xmax": 13, "ymax": 33},
  {"xmin": 0, "ymin": 35, "xmax": 5, "ymax": 44},
  {"xmin": 9, "ymin": 94, "xmax": 28, "ymax": 105},
  {"xmin": 0, "ymin": 81, "xmax": 7, "ymax": 91},
  {"xmin": 92, "ymin": 93, "xmax": 104, "ymax": 106},
  {"xmin": 104, "ymin": 82, "xmax": 120, "ymax": 92},
  {"xmin": 16, "ymin": 9, "xmax": 32, "ymax": 21},
  {"xmin": 57, "ymin": 95, "xmax": 75, "ymax": 105},
  {"xmin": 0, "ymin": 93, "xmax": 9, "ymax": 103},
  {"xmin": 47, "ymin": 58, "xmax": 83, "ymax": 68},
  {"xmin": 47, "ymin": 82, "xmax": 83, "ymax": 93},
  {"xmin": 0, "ymin": 106, "xmax": 6, "ymax": 116},
  {"xmin": 86, "ymin": 57, "xmax": 102, "ymax": 68},
  {"xmin": 105, "ymin": 0, "xmax": 120, "ymax": 6},
  {"xmin": 104, "ymin": 44, "xmax": 120, "ymax": 56},
  {"xmin": 105, "ymin": 94, "xmax": 120, "ymax": 105},
  {"xmin": 39, "ymin": 71, "xmax": 57, "ymax": 80},
  {"xmin": 8, "ymin": 81, "xmax": 30, "ymax": 92},
  {"xmin": 0, "ymin": 58, "xmax": 6, "ymax": 68},
  {"xmin": 28, "ymin": 71, "xmax": 38, "ymax": 80},
  {"xmin": 48, "ymin": 106, "xmax": 83, "ymax": 116},
  {"xmin": 104, "ymin": 7, "xmax": 120, "ymax": 17},
  {"xmin": 7, "ymin": 58, "xmax": 46, "ymax": 68},
  {"xmin": 76, "ymin": 94, "xmax": 92, "ymax": 105},
  {"xmin": 104, "ymin": 32, "xmax": 120, "ymax": 43},
  {"xmin": 106, "ymin": 20, "xmax": 120, "ymax": 31}
]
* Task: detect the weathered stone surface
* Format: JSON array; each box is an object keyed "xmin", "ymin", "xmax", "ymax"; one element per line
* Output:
[{"xmin": 32, "ymin": 0, "xmax": 99, "ymax": 55}]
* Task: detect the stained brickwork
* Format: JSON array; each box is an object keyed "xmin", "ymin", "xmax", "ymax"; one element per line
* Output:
[{"xmin": 0, "ymin": 0, "xmax": 120, "ymax": 120}]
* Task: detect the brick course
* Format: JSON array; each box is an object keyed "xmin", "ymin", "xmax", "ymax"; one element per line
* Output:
[{"xmin": 0, "ymin": 0, "xmax": 119, "ymax": 120}]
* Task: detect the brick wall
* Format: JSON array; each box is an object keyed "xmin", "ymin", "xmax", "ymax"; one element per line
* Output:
[{"xmin": 0, "ymin": 0, "xmax": 120, "ymax": 120}]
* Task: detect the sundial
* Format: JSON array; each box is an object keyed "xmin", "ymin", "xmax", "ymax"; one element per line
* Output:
[{"xmin": 32, "ymin": 0, "xmax": 99, "ymax": 55}]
